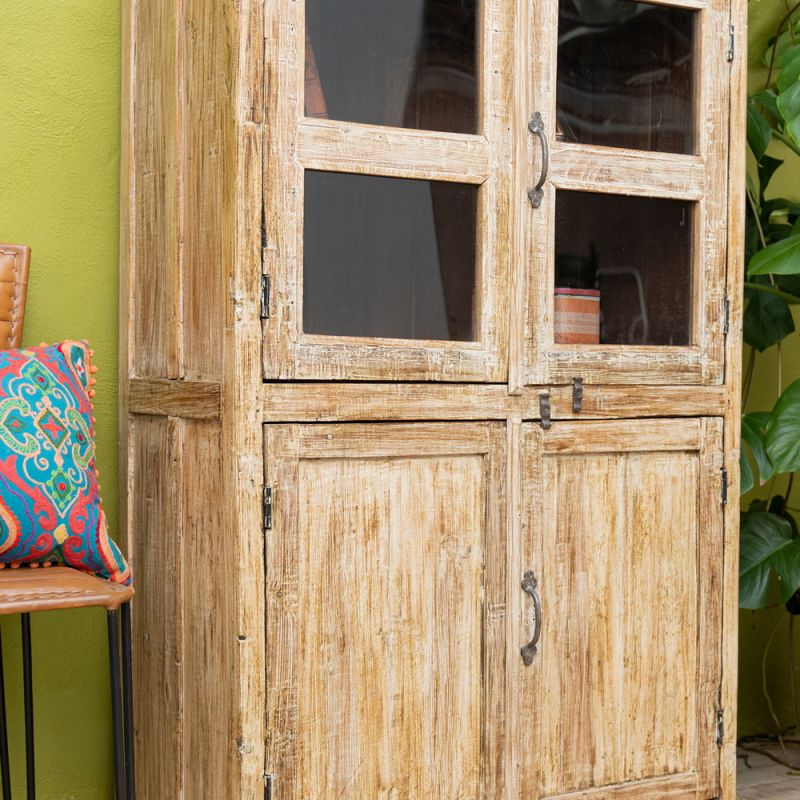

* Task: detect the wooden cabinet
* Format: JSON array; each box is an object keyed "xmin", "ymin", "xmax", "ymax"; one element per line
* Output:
[{"xmin": 121, "ymin": 0, "xmax": 746, "ymax": 797}]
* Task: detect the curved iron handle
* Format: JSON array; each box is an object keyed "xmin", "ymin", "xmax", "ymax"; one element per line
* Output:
[
  {"xmin": 528, "ymin": 112, "xmax": 549, "ymax": 209},
  {"xmin": 521, "ymin": 570, "xmax": 542, "ymax": 666}
]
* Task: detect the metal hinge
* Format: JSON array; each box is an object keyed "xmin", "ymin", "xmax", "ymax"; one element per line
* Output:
[
  {"xmin": 572, "ymin": 377, "xmax": 584, "ymax": 413},
  {"xmin": 721, "ymin": 468, "xmax": 728, "ymax": 506},
  {"xmin": 260, "ymin": 275, "xmax": 271, "ymax": 320},
  {"xmin": 716, "ymin": 708, "xmax": 725, "ymax": 746},
  {"xmin": 722, "ymin": 297, "xmax": 730, "ymax": 336},
  {"xmin": 727, "ymin": 25, "xmax": 735, "ymax": 62},
  {"xmin": 539, "ymin": 392, "xmax": 552, "ymax": 430},
  {"xmin": 264, "ymin": 773, "xmax": 275, "ymax": 799},
  {"xmin": 263, "ymin": 486, "xmax": 273, "ymax": 531}
]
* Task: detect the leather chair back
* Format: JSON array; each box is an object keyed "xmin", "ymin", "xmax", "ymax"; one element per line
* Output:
[{"xmin": 0, "ymin": 244, "xmax": 30, "ymax": 349}]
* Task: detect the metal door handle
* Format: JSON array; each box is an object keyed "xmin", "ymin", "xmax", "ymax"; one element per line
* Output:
[
  {"xmin": 528, "ymin": 112, "xmax": 549, "ymax": 208},
  {"xmin": 521, "ymin": 571, "xmax": 542, "ymax": 666}
]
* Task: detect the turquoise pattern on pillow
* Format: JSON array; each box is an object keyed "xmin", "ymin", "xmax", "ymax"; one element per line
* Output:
[{"xmin": 0, "ymin": 341, "xmax": 130, "ymax": 584}]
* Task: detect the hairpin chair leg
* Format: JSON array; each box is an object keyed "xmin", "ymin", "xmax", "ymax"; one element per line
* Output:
[
  {"xmin": 0, "ymin": 626, "xmax": 11, "ymax": 800},
  {"xmin": 108, "ymin": 610, "xmax": 125, "ymax": 800},
  {"xmin": 21, "ymin": 613, "xmax": 34, "ymax": 800},
  {"xmin": 121, "ymin": 602, "xmax": 135, "ymax": 800}
]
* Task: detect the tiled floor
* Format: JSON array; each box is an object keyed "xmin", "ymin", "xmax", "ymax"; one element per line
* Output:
[{"xmin": 738, "ymin": 741, "xmax": 800, "ymax": 799}]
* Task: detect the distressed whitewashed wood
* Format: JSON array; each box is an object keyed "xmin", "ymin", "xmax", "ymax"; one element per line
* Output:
[
  {"xmin": 524, "ymin": 1, "xmax": 730, "ymax": 386},
  {"xmin": 265, "ymin": 423, "xmax": 508, "ymax": 799},
  {"xmin": 520, "ymin": 419, "xmax": 724, "ymax": 799},
  {"xmin": 262, "ymin": 0, "xmax": 512, "ymax": 382},
  {"xmin": 123, "ymin": 1, "xmax": 745, "ymax": 797},
  {"xmin": 297, "ymin": 119, "xmax": 490, "ymax": 183},
  {"xmin": 130, "ymin": 415, "xmax": 184, "ymax": 799},
  {"xmin": 261, "ymin": 381, "xmax": 728, "ymax": 422},
  {"xmin": 551, "ymin": 145, "xmax": 705, "ymax": 200},
  {"xmin": 128, "ymin": 378, "xmax": 221, "ymax": 419},
  {"xmin": 721, "ymin": 1, "xmax": 748, "ymax": 797}
]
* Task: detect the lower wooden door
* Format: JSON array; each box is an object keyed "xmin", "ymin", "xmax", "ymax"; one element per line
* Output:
[
  {"xmin": 264, "ymin": 422, "xmax": 510, "ymax": 799},
  {"xmin": 518, "ymin": 418, "xmax": 724, "ymax": 800}
]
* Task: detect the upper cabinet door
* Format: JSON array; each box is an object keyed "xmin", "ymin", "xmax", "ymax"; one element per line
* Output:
[
  {"xmin": 524, "ymin": 0, "xmax": 730, "ymax": 385},
  {"xmin": 263, "ymin": 0, "xmax": 514, "ymax": 381}
]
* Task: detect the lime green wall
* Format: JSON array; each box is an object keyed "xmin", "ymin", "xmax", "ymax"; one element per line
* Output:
[
  {"xmin": 0, "ymin": 2, "xmax": 120, "ymax": 797},
  {"xmin": 738, "ymin": 0, "xmax": 800, "ymax": 739},
  {"xmin": 0, "ymin": 0, "xmax": 798, "ymax": 784}
]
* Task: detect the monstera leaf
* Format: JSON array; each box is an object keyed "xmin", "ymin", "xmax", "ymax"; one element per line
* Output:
[
  {"xmin": 766, "ymin": 379, "xmax": 800, "ymax": 473},
  {"xmin": 740, "ymin": 512, "xmax": 800, "ymax": 609},
  {"xmin": 749, "ymin": 234, "xmax": 800, "ymax": 275},
  {"xmin": 741, "ymin": 412, "xmax": 774, "ymax": 495}
]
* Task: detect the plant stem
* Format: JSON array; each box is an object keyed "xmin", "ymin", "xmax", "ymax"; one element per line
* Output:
[
  {"xmin": 782, "ymin": 473, "xmax": 795, "ymax": 515},
  {"xmin": 773, "ymin": 129, "xmax": 800, "ymax": 158},
  {"xmin": 790, "ymin": 615, "xmax": 799, "ymax": 732},
  {"xmin": 766, "ymin": 1, "xmax": 800, "ymax": 88},
  {"xmin": 743, "ymin": 346, "xmax": 756, "ymax": 408},
  {"xmin": 744, "ymin": 281, "xmax": 800, "ymax": 305},
  {"xmin": 747, "ymin": 188, "xmax": 768, "ymax": 250},
  {"xmin": 764, "ymin": 613, "xmax": 787, "ymax": 736}
]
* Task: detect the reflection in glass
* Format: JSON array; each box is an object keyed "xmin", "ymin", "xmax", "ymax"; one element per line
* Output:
[
  {"xmin": 303, "ymin": 171, "xmax": 477, "ymax": 341},
  {"xmin": 554, "ymin": 191, "xmax": 693, "ymax": 346},
  {"xmin": 557, "ymin": 0, "xmax": 695, "ymax": 154},
  {"xmin": 304, "ymin": 0, "xmax": 477, "ymax": 134}
]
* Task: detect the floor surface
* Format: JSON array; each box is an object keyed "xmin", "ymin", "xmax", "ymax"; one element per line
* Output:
[{"xmin": 738, "ymin": 741, "xmax": 800, "ymax": 799}]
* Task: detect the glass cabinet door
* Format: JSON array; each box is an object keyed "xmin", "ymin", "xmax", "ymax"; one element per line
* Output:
[
  {"xmin": 263, "ymin": 0, "xmax": 513, "ymax": 382},
  {"xmin": 524, "ymin": 0, "xmax": 730, "ymax": 385}
]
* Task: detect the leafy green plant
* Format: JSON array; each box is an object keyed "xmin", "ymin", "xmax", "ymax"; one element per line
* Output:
[{"xmin": 741, "ymin": 5, "xmax": 800, "ymax": 612}]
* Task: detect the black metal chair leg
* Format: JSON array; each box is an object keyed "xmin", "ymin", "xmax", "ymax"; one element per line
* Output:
[
  {"xmin": 121, "ymin": 603, "xmax": 135, "ymax": 800},
  {"xmin": 0, "ymin": 626, "xmax": 11, "ymax": 800},
  {"xmin": 108, "ymin": 610, "xmax": 125, "ymax": 800},
  {"xmin": 21, "ymin": 613, "xmax": 34, "ymax": 800}
]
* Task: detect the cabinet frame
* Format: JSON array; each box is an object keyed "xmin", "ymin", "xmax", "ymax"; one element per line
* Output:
[
  {"xmin": 520, "ymin": 0, "xmax": 732, "ymax": 387},
  {"xmin": 262, "ymin": 0, "xmax": 515, "ymax": 382}
]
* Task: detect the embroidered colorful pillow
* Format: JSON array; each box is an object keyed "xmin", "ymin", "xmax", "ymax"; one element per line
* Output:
[{"xmin": 0, "ymin": 341, "xmax": 130, "ymax": 584}]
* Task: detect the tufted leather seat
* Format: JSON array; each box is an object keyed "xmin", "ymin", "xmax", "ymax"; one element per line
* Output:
[{"xmin": 0, "ymin": 245, "xmax": 30, "ymax": 350}]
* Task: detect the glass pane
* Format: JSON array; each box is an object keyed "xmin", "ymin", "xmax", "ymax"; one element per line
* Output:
[
  {"xmin": 303, "ymin": 171, "xmax": 477, "ymax": 341},
  {"xmin": 557, "ymin": 0, "xmax": 695, "ymax": 154},
  {"xmin": 554, "ymin": 191, "xmax": 692, "ymax": 346},
  {"xmin": 305, "ymin": 0, "xmax": 477, "ymax": 134}
]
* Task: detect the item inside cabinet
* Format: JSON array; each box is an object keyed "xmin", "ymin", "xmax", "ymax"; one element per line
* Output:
[
  {"xmin": 554, "ymin": 191, "xmax": 693, "ymax": 347},
  {"xmin": 305, "ymin": 27, "xmax": 329, "ymax": 119}
]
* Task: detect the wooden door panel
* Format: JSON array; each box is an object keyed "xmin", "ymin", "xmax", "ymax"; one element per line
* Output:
[
  {"xmin": 265, "ymin": 423, "xmax": 508, "ymax": 799},
  {"xmin": 520, "ymin": 419, "xmax": 723, "ymax": 800}
]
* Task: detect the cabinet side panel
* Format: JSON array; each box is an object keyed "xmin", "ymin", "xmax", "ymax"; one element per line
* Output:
[
  {"xmin": 721, "ymin": 1, "xmax": 746, "ymax": 798},
  {"xmin": 182, "ymin": 419, "xmax": 239, "ymax": 797},
  {"xmin": 132, "ymin": 0, "xmax": 182, "ymax": 379},
  {"xmin": 131, "ymin": 415, "xmax": 185, "ymax": 798},
  {"xmin": 181, "ymin": 0, "xmax": 235, "ymax": 380}
]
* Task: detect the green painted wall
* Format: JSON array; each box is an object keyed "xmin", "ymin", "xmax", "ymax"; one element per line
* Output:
[
  {"xmin": 738, "ymin": 0, "xmax": 800, "ymax": 739},
  {"xmin": 0, "ymin": 2, "xmax": 120, "ymax": 797},
  {"xmin": 1, "ymin": 0, "xmax": 799, "ymax": 788}
]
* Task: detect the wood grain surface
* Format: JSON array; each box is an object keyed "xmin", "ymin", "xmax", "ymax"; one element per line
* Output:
[{"xmin": 122, "ymin": 0, "xmax": 745, "ymax": 796}]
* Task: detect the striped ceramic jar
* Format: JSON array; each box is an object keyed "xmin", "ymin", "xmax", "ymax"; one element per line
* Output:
[{"xmin": 554, "ymin": 287, "xmax": 601, "ymax": 345}]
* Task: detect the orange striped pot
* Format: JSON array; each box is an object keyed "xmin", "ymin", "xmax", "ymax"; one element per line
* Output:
[{"xmin": 554, "ymin": 287, "xmax": 600, "ymax": 345}]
